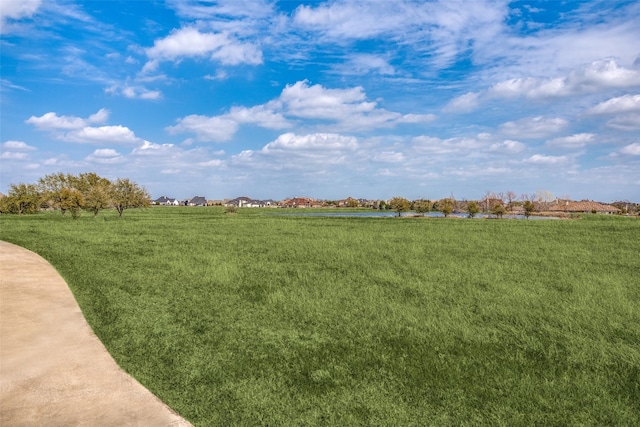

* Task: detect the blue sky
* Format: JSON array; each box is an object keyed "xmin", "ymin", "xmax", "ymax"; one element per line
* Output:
[{"xmin": 1, "ymin": 0, "xmax": 639, "ymax": 202}]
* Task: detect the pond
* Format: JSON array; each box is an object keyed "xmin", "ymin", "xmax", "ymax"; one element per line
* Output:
[{"xmin": 272, "ymin": 211, "xmax": 559, "ymax": 220}]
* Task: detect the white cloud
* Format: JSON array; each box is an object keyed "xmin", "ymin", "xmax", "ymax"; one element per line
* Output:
[
  {"xmin": 64, "ymin": 125, "xmax": 140, "ymax": 144},
  {"xmin": 25, "ymin": 108, "xmax": 109, "ymax": 130},
  {"xmin": 263, "ymin": 133, "xmax": 358, "ymax": 152},
  {"xmin": 168, "ymin": 80, "xmax": 426, "ymax": 141},
  {"xmin": 25, "ymin": 109, "xmax": 147, "ymax": 144},
  {"xmin": 524, "ymin": 154, "xmax": 569, "ymax": 165},
  {"xmin": 279, "ymin": 80, "xmax": 407, "ymax": 130},
  {"xmin": 458, "ymin": 60, "xmax": 640, "ymax": 112},
  {"xmin": 607, "ymin": 113, "xmax": 640, "ymax": 131},
  {"xmin": 0, "ymin": 152, "xmax": 28, "ymax": 160},
  {"xmin": 619, "ymin": 142, "xmax": 640, "ymax": 156},
  {"xmin": 442, "ymin": 92, "xmax": 480, "ymax": 113},
  {"xmin": 546, "ymin": 133, "xmax": 595, "ymax": 149},
  {"xmin": 293, "ymin": 0, "xmax": 505, "ymax": 68},
  {"xmin": 396, "ymin": 114, "xmax": 437, "ymax": 124},
  {"xmin": 85, "ymin": 148, "xmax": 125, "ymax": 164},
  {"xmin": 587, "ymin": 94, "xmax": 640, "ymax": 115},
  {"xmin": 167, "ymin": 114, "xmax": 239, "ymax": 142},
  {"xmin": 500, "ymin": 116, "xmax": 568, "ymax": 139},
  {"xmin": 336, "ymin": 54, "xmax": 395, "ymax": 75},
  {"xmin": 145, "ymin": 27, "xmax": 262, "ymax": 68},
  {"xmin": 132, "ymin": 141, "xmax": 175, "ymax": 156},
  {"xmin": 489, "ymin": 139, "xmax": 526, "ymax": 154},
  {"xmin": 227, "ymin": 105, "xmax": 291, "ymax": 129},
  {"xmin": 0, "ymin": 0, "xmax": 41, "ymax": 29},
  {"xmin": 106, "ymin": 85, "xmax": 162, "ymax": 100},
  {"xmin": 1, "ymin": 140, "xmax": 36, "ymax": 151},
  {"xmin": 229, "ymin": 132, "xmax": 360, "ymax": 173}
]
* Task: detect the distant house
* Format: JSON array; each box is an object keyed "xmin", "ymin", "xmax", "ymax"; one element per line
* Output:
[
  {"xmin": 154, "ymin": 196, "xmax": 181, "ymax": 206},
  {"xmin": 281, "ymin": 197, "xmax": 317, "ymax": 208},
  {"xmin": 154, "ymin": 196, "xmax": 170, "ymax": 205},
  {"xmin": 548, "ymin": 200, "xmax": 619, "ymax": 214},
  {"xmin": 225, "ymin": 196, "xmax": 276, "ymax": 208},
  {"xmin": 188, "ymin": 196, "xmax": 207, "ymax": 206}
]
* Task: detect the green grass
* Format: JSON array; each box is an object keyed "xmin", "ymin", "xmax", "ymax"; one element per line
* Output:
[{"xmin": 1, "ymin": 208, "xmax": 639, "ymax": 426}]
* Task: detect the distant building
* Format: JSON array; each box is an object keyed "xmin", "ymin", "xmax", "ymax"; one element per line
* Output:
[
  {"xmin": 188, "ymin": 196, "xmax": 207, "ymax": 206},
  {"xmin": 154, "ymin": 196, "xmax": 180, "ymax": 206},
  {"xmin": 548, "ymin": 200, "xmax": 619, "ymax": 214}
]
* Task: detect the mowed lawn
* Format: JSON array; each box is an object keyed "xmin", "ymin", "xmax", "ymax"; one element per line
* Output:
[{"xmin": 1, "ymin": 207, "xmax": 639, "ymax": 426}]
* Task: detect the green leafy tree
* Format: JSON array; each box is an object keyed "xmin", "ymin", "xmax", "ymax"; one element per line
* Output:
[
  {"xmin": 79, "ymin": 173, "xmax": 113, "ymax": 217},
  {"xmin": 438, "ymin": 198, "xmax": 454, "ymax": 217},
  {"xmin": 523, "ymin": 200, "xmax": 535, "ymax": 219},
  {"xmin": 3, "ymin": 183, "xmax": 40, "ymax": 215},
  {"xmin": 111, "ymin": 178, "xmax": 151, "ymax": 217},
  {"xmin": 466, "ymin": 201, "xmax": 481, "ymax": 218},
  {"xmin": 59, "ymin": 187, "xmax": 85, "ymax": 219},
  {"xmin": 492, "ymin": 203, "xmax": 506, "ymax": 219},
  {"xmin": 389, "ymin": 196, "xmax": 411, "ymax": 217},
  {"xmin": 413, "ymin": 199, "xmax": 432, "ymax": 216},
  {"xmin": 38, "ymin": 172, "xmax": 75, "ymax": 215}
]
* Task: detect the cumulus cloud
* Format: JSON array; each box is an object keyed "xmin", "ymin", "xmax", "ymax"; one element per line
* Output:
[
  {"xmin": 524, "ymin": 154, "xmax": 569, "ymax": 165},
  {"xmin": 499, "ymin": 116, "xmax": 568, "ymax": 139},
  {"xmin": 336, "ymin": 54, "xmax": 395, "ymax": 75},
  {"xmin": 587, "ymin": 94, "xmax": 640, "ymax": 115},
  {"xmin": 64, "ymin": 126, "xmax": 140, "ymax": 144},
  {"xmin": 85, "ymin": 148, "xmax": 125, "ymax": 164},
  {"xmin": 607, "ymin": 113, "xmax": 640, "ymax": 131},
  {"xmin": 167, "ymin": 105, "xmax": 290, "ymax": 143},
  {"xmin": 442, "ymin": 92, "xmax": 480, "ymax": 113},
  {"xmin": 167, "ymin": 114, "xmax": 239, "ymax": 142},
  {"xmin": 546, "ymin": 133, "xmax": 595, "ymax": 149},
  {"xmin": 144, "ymin": 26, "xmax": 262, "ymax": 70},
  {"xmin": 106, "ymin": 85, "xmax": 162, "ymax": 100},
  {"xmin": 263, "ymin": 133, "xmax": 358, "ymax": 152},
  {"xmin": 132, "ymin": 141, "xmax": 175, "ymax": 156},
  {"xmin": 25, "ymin": 109, "xmax": 146, "ymax": 144},
  {"xmin": 619, "ymin": 142, "xmax": 640, "ymax": 156},
  {"xmin": 489, "ymin": 139, "xmax": 526, "ymax": 154},
  {"xmin": 1, "ymin": 140, "xmax": 36, "ymax": 151},
  {"xmin": 0, "ymin": 151, "xmax": 28, "ymax": 160},
  {"xmin": 25, "ymin": 108, "xmax": 109, "ymax": 130},
  {"xmin": 452, "ymin": 60, "xmax": 640, "ymax": 112},
  {"xmin": 169, "ymin": 80, "xmax": 430, "ymax": 141},
  {"xmin": 490, "ymin": 59, "xmax": 640, "ymax": 99},
  {"xmin": 0, "ymin": 0, "xmax": 41, "ymax": 30},
  {"xmin": 279, "ymin": 80, "xmax": 418, "ymax": 130},
  {"xmin": 229, "ymin": 132, "xmax": 360, "ymax": 172}
]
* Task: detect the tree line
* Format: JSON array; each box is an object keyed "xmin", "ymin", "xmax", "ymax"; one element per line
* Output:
[
  {"xmin": 0, "ymin": 172, "xmax": 150, "ymax": 218},
  {"xmin": 388, "ymin": 195, "xmax": 536, "ymax": 218}
]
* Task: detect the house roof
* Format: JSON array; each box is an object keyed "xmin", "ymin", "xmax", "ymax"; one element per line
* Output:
[
  {"xmin": 189, "ymin": 196, "xmax": 207, "ymax": 204},
  {"xmin": 548, "ymin": 200, "xmax": 619, "ymax": 212}
]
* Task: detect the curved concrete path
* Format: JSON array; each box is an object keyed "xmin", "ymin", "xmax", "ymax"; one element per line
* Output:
[{"xmin": 0, "ymin": 241, "xmax": 192, "ymax": 426}]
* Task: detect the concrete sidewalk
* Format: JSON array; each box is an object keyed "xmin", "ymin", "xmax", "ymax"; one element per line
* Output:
[{"xmin": 0, "ymin": 241, "xmax": 192, "ymax": 426}]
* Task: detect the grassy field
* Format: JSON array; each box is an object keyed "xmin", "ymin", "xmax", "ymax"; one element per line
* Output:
[{"xmin": 1, "ymin": 207, "xmax": 639, "ymax": 426}]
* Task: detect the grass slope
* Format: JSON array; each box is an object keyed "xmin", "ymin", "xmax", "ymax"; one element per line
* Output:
[{"xmin": 1, "ymin": 208, "xmax": 639, "ymax": 426}]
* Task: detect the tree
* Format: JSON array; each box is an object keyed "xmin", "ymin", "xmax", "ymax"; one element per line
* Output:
[
  {"xmin": 413, "ymin": 199, "xmax": 432, "ymax": 216},
  {"xmin": 3, "ymin": 183, "xmax": 40, "ymax": 215},
  {"xmin": 111, "ymin": 178, "xmax": 150, "ymax": 217},
  {"xmin": 466, "ymin": 201, "xmax": 481, "ymax": 218},
  {"xmin": 523, "ymin": 200, "xmax": 535, "ymax": 219},
  {"xmin": 79, "ymin": 173, "xmax": 113, "ymax": 217},
  {"xmin": 492, "ymin": 203, "xmax": 506, "ymax": 219},
  {"xmin": 389, "ymin": 196, "xmax": 411, "ymax": 217},
  {"xmin": 438, "ymin": 198, "xmax": 454, "ymax": 217},
  {"xmin": 59, "ymin": 187, "xmax": 85, "ymax": 219},
  {"xmin": 38, "ymin": 172, "xmax": 75, "ymax": 215}
]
